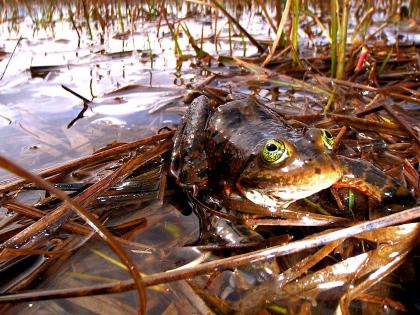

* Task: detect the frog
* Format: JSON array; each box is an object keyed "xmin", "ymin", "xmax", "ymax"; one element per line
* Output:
[{"xmin": 170, "ymin": 95, "xmax": 414, "ymax": 217}]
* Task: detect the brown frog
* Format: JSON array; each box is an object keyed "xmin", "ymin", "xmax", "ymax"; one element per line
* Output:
[{"xmin": 171, "ymin": 95, "xmax": 414, "ymax": 215}]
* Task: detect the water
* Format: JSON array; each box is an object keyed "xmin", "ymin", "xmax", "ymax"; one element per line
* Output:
[{"xmin": 0, "ymin": 2, "xmax": 419, "ymax": 314}]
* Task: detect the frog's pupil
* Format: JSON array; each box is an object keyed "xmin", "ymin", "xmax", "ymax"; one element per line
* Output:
[
  {"xmin": 325, "ymin": 130, "xmax": 332, "ymax": 138},
  {"xmin": 267, "ymin": 143, "xmax": 277, "ymax": 151}
]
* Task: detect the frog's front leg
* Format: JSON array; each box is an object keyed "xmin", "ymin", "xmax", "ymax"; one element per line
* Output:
[
  {"xmin": 333, "ymin": 156, "xmax": 415, "ymax": 205},
  {"xmin": 170, "ymin": 95, "xmax": 210, "ymax": 193}
]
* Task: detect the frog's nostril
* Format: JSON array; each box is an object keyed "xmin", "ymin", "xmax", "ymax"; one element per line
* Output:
[{"xmin": 305, "ymin": 128, "xmax": 322, "ymax": 140}]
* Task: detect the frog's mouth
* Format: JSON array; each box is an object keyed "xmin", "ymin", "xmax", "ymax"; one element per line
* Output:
[
  {"xmin": 236, "ymin": 171, "xmax": 341, "ymax": 210},
  {"xmin": 235, "ymin": 149, "xmax": 343, "ymax": 210},
  {"xmin": 236, "ymin": 182, "xmax": 331, "ymax": 210}
]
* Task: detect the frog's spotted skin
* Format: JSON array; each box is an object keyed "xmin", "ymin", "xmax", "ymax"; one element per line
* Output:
[
  {"xmin": 171, "ymin": 95, "xmax": 414, "ymax": 213},
  {"xmin": 333, "ymin": 156, "xmax": 414, "ymax": 205}
]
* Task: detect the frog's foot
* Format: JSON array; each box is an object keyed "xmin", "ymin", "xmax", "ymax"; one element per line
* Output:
[
  {"xmin": 189, "ymin": 215, "xmax": 264, "ymax": 247},
  {"xmin": 208, "ymin": 215, "xmax": 264, "ymax": 246},
  {"xmin": 335, "ymin": 156, "xmax": 415, "ymax": 206},
  {"xmin": 170, "ymin": 95, "xmax": 210, "ymax": 189},
  {"xmin": 186, "ymin": 191, "xmax": 264, "ymax": 247}
]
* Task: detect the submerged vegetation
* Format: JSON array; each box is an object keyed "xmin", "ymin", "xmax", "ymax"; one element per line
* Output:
[{"xmin": 0, "ymin": 0, "xmax": 419, "ymax": 314}]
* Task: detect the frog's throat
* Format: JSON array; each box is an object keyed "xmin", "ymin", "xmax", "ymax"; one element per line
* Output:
[
  {"xmin": 241, "ymin": 189, "xmax": 279, "ymax": 210},
  {"xmin": 236, "ymin": 179, "xmax": 338, "ymax": 209}
]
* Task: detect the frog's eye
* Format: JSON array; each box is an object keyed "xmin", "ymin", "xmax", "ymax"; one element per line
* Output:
[
  {"xmin": 261, "ymin": 139, "xmax": 288, "ymax": 164},
  {"xmin": 321, "ymin": 129, "xmax": 334, "ymax": 150}
]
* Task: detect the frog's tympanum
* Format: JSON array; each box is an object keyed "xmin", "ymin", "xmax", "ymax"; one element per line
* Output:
[{"xmin": 171, "ymin": 95, "xmax": 413, "ymax": 215}]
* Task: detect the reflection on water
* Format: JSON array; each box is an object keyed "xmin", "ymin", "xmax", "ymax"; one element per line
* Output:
[
  {"xmin": 1, "ymin": 1, "xmax": 418, "ymax": 181},
  {"xmin": 0, "ymin": 2, "xmax": 419, "ymax": 314},
  {"xmin": 0, "ymin": 4, "xmax": 221, "ymax": 181}
]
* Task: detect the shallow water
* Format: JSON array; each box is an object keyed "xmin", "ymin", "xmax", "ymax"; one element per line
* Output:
[
  {"xmin": 0, "ymin": 2, "xmax": 419, "ymax": 314},
  {"xmin": 1, "ymin": 2, "xmax": 418, "ymax": 181},
  {"xmin": 0, "ymin": 3, "xmax": 266, "ymax": 180}
]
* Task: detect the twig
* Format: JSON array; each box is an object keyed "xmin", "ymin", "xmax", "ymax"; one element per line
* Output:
[
  {"xmin": 383, "ymin": 103, "xmax": 420, "ymax": 145},
  {"xmin": 0, "ymin": 139, "xmax": 173, "ymax": 250},
  {"xmin": 210, "ymin": 0, "xmax": 266, "ymax": 54},
  {"xmin": 0, "ymin": 36, "xmax": 22, "ymax": 80},
  {"xmin": 255, "ymin": 0, "xmax": 277, "ymax": 34},
  {"xmin": 3, "ymin": 200, "xmax": 152, "ymax": 250},
  {"xmin": 336, "ymin": 0, "xmax": 350, "ymax": 80},
  {"xmin": 0, "ymin": 205, "xmax": 419, "ymax": 303},
  {"xmin": 329, "ymin": 113, "xmax": 408, "ymax": 137},
  {"xmin": 262, "ymin": 0, "xmax": 291, "ymax": 66},
  {"xmin": 67, "ymin": 102, "xmax": 89, "ymax": 128},
  {"xmin": 62, "ymin": 84, "xmax": 92, "ymax": 103},
  {"xmin": 332, "ymin": 126, "xmax": 347, "ymax": 150},
  {"xmin": 355, "ymin": 101, "xmax": 420, "ymax": 145},
  {"xmin": 0, "ymin": 131, "xmax": 175, "ymax": 193},
  {"xmin": 0, "ymin": 154, "xmax": 147, "ymax": 314},
  {"xmin": 355, "ymin": 94, "xmax": 383, "ymax": 116},
  {"xmin": 61, "ymin": 85, "xmax": 92, "ymax": 128}
]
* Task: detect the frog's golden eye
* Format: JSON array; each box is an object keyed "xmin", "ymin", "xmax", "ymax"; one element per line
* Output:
[
  {"xmin": 321, "ymin": 129, "xmax": 334, "ymax": 150},
  {"xmin": 261, "ymin": 139, "xmax": 288, "ymax": 164}
]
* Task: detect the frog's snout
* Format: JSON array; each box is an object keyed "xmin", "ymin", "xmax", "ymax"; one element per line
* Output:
[{"xmin": 303, "ymin": 128, "xmax": 324, "ymax": 149}]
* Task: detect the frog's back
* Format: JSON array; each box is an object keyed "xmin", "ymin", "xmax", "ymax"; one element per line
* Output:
[{"xmin": 208, "ymin": 98, "xmax": 299, "ymax": 155}]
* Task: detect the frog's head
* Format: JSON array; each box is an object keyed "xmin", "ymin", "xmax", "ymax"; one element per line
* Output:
[{"xmin": 236, "ymin": 128, "xmax": 342, "ymax": 210}]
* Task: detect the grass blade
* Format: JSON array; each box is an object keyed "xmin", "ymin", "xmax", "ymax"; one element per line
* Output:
[
  {"xmin": 336, "ymin": 0, "xmax": 350, "ymax": 79},
  {"xmin": 263, "ymin": 0, "xmax": 291, "ymax": 66},
  {"xmin": 291, "ymin": 0, "xmax": 300, "ymax": 65},
  {"xmin": 330, "ymin": 0, "xmax": 338, "ymax": 77},
  {"xmin": 210, "ymin": 0, "xmax": 265, "ymax": 53}
]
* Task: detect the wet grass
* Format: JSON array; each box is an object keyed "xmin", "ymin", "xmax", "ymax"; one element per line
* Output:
[
  {"xmin": 1, "ymin": 0, "xmax": 418, "ymax": 79},
  {"xmin": 330, "ymin": 0, "xmax": 338, "ymax": 77}
]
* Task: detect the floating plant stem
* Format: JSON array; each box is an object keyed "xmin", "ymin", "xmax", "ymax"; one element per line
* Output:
[
  {"xmin": 91, "ymin": 248, "xmax": 128, "ymax": 270},
  {"xmin": 291, "ymin": 0, "xmax": 300, "ymax": 65},
  {"xmin": 336, "ymin": 0, "xmax": 350, "ymax": 80},
  {"xmin": 181, "ymin": 23, "xmax": 210, "ymax": 60},
  {"xmin": 0, "ymin": 154, "xmax": 147, "ymax": 314},
  {"xmin": 2, "ymin": 206, "xmax": 420, "ymax": 303},
  {"xmin": 82, "ymin": 0, "xmax": 93, "ymax": 40},
  {"xmin": 241, "ymin": 32, "xmax": 246, "ymax": 56},
  {"xmin": 303, "ymin": 8, "xmax": 331, "ymax": 43},
  {"xmin": 0, "ymin": 131, "xmax": 175, "ymax": 193},
  {"xmin": 0, "ymin": 35, "xmax": 21, "ymax": 80},
  {"xmin": 162, "ymin": 10, "xmax": 182, "ymax": 57},
  {"xmin": 350, "ymin": 7, "xmax": 374, "ymax": 43},
  {"xmin": 263, "ymin": 0, "xmax": 291, "ymax": 66},
  {"xmin": 266, "ymin": 304, "xmax": 288, "ymax": 314},
  {"xmin": 323, "ymin": 87, "xmax": 337, "ymax": 113},
  {"xmin": 330, "ymin": 0, "xmax": 338, "ymax": 78},
  {"xmin": 378, "ymin": 48, "xmax": 393, "ymax": 75},
  {"xmin": 304, "ymin": 198, "xmax": 331, "ymax": 216},
  {"xmin": 256, "ymin": 0, "xmax": 277, "ymax": 33},
  {"xmin": 117, "ymin": 0, "xmax": 124, "ymax": 33},
  {"xmin": 348, "ymin": 188, "xmax": 355, "ymax": 211},
  {"xmin": 147, "ymin": 33, "xmax": 153, "ymax": 68},
  {"xmin": 210, "ymin": 0, "xmax": 265, "ymax": 53},
  {"xmin": 269, "ymin": 76, "xmax": 332, "ymax": 96},
  {"xmin": 233, "ymin": 56, "xmax": 332, "ymax": 96},
  {"xmin": 228, "ymin": 20, "xmax": 233, "ymax": 56}
]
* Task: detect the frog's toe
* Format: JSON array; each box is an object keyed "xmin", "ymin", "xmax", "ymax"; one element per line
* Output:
[{"xmin": 380, "ymin": 185, "xmax": 416, "ymax": 206}]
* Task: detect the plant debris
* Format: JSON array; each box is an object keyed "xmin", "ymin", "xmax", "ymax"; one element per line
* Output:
[{"xmin": 0, "ymin": 1, "xmax": 419, "ymax": 314}]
